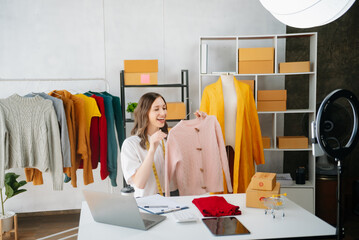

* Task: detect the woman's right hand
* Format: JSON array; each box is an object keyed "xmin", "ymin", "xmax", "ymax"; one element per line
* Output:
[
  {"xmin": 131, "ymin": 129, "xmax": 167, "ymax": 190},
  {"xmin": 194, "ymin": 110, "xmax": 207, "ymax": 119},
  {"xmin": 148, "ymin": 130, "xmax": 167, "ymax": 153}
]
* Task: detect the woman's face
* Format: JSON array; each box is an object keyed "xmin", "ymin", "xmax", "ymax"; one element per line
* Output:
[{"xmin": 148, "ymin": 96, "xmax": 167, "ymax": 130}]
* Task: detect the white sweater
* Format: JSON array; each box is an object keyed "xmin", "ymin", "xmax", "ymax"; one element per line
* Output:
[{"xmin": 0, "ymin": 94, "xmax": 63, "ymax": 190}]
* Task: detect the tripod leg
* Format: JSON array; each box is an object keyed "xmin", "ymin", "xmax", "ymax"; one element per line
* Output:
[{"xmin": 336, "ymin": 159, "xmax": 344, "ymax": 240}]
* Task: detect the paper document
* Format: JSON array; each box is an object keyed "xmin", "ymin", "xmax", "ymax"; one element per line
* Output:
[{"xmin": 136, "ymin": 194, "xmax": 188, "ymax": 215}]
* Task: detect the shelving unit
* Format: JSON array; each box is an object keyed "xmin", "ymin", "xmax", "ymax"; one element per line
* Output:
[
  {"xmin": 199, "ymin": 33, "xmax": 317, "ymax": 213},
  {"xmin": 120, "ymin": 69, "xmax": 189, "ymax": 138}
]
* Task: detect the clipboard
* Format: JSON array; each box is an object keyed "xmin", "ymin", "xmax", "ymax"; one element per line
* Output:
[{"xmin": 136, "ymin": 194, "xmax": 188, "ymax": 215}]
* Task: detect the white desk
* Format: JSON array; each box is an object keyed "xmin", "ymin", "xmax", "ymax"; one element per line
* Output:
[{"xmin": 78, "ymin": 194, "xmax": 335, "ymax": 239}]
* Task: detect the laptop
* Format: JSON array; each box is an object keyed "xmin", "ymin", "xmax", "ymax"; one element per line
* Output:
[{"xmin": 83, "ymin": 190, "xmax": 166, "ymax": 230}]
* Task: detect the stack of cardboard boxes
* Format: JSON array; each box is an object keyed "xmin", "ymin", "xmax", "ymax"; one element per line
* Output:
[
  {"xmin": 277, "ymin": 136, "xmax": 308, "ymax": 149},
  {"xmin": 238, "ymin": 80, "xmax": 255, "ymax": 95},
  {"xmin": 124, "ymin": 60, "xmax": 158, "ymax": 85},
  {"xmin": 257, "ymin": 89, "xmax": 287, "ymax": 111},
  {"xmin": 279, "ymin": 61, "xmax": 310, "ymax": 73},
  {"xmin": 238, "ymin": 47, "xmax": 274, "ymax": 74},
  {"xmin": 166, "ymin": 102, "xmax": 186, "ymax": 120},
  {"xmin": 262, "ymin": 136, "xmax": 271, "ymax": 149},
  {"xmin": 246, "ymin": 172, "xmax": 280, "ymax": 209}
]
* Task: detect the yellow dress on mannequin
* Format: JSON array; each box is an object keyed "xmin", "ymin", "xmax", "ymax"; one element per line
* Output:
[{"xmin": 200, "ymin": 77, "xmax": 265, "ymax": 193}]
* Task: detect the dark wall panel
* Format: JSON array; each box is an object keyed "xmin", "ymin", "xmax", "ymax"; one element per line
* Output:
[{"xmin": 285, "ymin": 1, "xmax": 359, "ymax": 178}]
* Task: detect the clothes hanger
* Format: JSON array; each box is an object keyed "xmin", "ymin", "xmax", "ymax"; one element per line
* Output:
[
  {"xmin": 182, "ymin": 100, "xmax": 192, "ymax": 120},
  {"xmin": 50, "ymin": 90, "xmax": 63, "ymax": 98},
  {"xmin": 88, "ymin": 90, "xmax": 101, "ymax": 95},
  {"xmin": 220, "ymin": 72, "xmax": 235, "ymax": 77},
  {"xmin": 183, "ymin": 111, "xmax": 191, "ymax": 120}
]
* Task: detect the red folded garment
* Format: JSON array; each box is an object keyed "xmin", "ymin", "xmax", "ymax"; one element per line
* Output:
[{"xmin": 192, "ymin": 196, "xmax": 242, "ymax": 217}]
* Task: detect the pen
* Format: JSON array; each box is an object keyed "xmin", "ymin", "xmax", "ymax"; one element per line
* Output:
[
  {"xmin": 144, "ymin": 205, "xmax": 168, "ymax": 208},
  {"xmin": 160, "ymin": 208, "xmax": 182, "ymax": 214}
]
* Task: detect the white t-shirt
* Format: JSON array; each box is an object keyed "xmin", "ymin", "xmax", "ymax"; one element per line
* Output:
[{"xmin": 121, "ymin": 135, "xmax": 172, "ymax": 198}]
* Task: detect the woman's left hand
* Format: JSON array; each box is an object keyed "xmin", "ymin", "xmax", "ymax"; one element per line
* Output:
[{"xmin": 194, "ymin": 110, "xmax": 207, "ymax": 119}]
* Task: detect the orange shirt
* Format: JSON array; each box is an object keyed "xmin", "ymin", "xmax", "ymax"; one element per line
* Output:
[{"xmin": 51, "ymin": 90, "xmax": 94, "ymax": 186}]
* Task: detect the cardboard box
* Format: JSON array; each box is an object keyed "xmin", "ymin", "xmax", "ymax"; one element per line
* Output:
[
  {"xmin": 238, "ymin": 80, "xmax": 255, "ymax": 95},
  {"xmin": 246, "ymin": 182, "xmax": 281, "ymax": 209},
  {"xmin": 124, "ymin": 60, "xmax": 158, "ymax": 73},
  {"xmin": 257, "ymin": 100, "xmax": 286, "ymax": 111},
  {"xmin": 279, "ymin": 61, "xmax": 310, "ymax": 73},
  {"xmin": 124, "ymin": 73, "xmax": 158, "ymax": 85},
  {"xmin": 238, "ymin": 47, "xmax": 274, "ymax": 74},
  {"xmin": 258, "ymin": 90, "xmax": 287, "ymax": 101},
  {"xmin": 251, "ymin": 172, "xmax": 276, "ymax": 191},
  {"xmin": 262, "ymin": 136, "xmax": 271, "ymax": 149},
  {"xmin": 277, "ymin": 136, "xmax": 308, "ymax": 149},
  {"xmin": 166, "ymin": 102, "xmax": 186, "ymax": 120}
]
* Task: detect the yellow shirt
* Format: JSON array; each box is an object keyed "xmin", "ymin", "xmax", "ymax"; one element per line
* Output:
[
  {"xmin": 76, "ymin": 94, "xmax": 101, "ymax": 134},
  {"xmin": 200, "ymin": 77, "xmax": 265, "ymax": 193}
]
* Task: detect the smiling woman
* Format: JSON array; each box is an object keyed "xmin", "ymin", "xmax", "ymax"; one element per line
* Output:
[
  {"xmin": 120, "ymin": 92, "xmax": 207, "ymax": 197},
  {"xmin": 132, "ymin": 92, "xmax": 169, "ymax": 149},
  {"xmin": 120, "ymin": 92, "xmax": 171, "ymax": 197}
]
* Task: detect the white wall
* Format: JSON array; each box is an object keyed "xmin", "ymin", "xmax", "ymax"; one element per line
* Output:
[
  {"xmin": 0, "ymin": 0, "xmax": 105, "ymax": 80},
  {"xmin": 0, "ymin": 0, "xmax": 285, "ymax": 213}
]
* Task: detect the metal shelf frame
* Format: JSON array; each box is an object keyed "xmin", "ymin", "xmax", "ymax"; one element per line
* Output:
[{"xmin": 120, "ymin": 69, "xmax": 189, "ymax": 138}]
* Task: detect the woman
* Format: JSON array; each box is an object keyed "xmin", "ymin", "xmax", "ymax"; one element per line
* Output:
[{"xmin": 121, "ymin": 92, "xmax": 204, "ymax": 197}]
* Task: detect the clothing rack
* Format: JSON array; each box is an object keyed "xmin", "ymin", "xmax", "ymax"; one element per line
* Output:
[{"xmin": 0, "ymin": 77, "xmax": 116, "ymax": 194}]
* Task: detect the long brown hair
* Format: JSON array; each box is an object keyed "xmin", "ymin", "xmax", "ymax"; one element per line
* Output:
[{"xmin": 131, "ymin": 92, "xmax": 168, "ymax": 149}]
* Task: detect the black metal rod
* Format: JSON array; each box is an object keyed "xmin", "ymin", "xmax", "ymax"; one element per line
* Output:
[
  {"xmin": 187, "ymin": 71, "xmax": 189, "ymax": 120},
  {"xmin": 120, "ymin": 70, "xmax": 126, "ymax": 138},
  {"xmin": 183, "ymin": 70, "xmax": 190, "ymax": 120},
  {"xmin": 120, "ymin": 70, "xmax": 128, "ymax": 188},
  {"xmin": 336, "ymin": 158, "xmax": 343, "ymax": 240},
  {"xmin": 181, "ymin": 70, "xmax": 184, "ymax": 102}
]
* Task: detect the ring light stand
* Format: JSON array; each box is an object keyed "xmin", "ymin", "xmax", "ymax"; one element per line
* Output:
[{"xmin": 313, "ymin": 89, "xmax": 359, "ymax": 240}]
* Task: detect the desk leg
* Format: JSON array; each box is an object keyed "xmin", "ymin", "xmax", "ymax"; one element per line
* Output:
[
  {"xmin": 0, "ymin": 218, "xmax": 2, "ymax": 240},
  {"xmin": 14, "ymin": 215, "xmax": 18, "ymax": 240}
]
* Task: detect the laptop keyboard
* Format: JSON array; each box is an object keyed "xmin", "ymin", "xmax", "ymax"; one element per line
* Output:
[{"xmin": 143, "ymin": 219, "xmax": 155, "ymax": 227}]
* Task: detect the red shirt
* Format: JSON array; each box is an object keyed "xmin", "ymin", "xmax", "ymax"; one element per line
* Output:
[
  {"xmin": 192, "ymin": 196, "xmax": 241, "ymax": 217},
  {"xmin": 79, "ymin": 94, "xmax": 109, "ymax": 180}
]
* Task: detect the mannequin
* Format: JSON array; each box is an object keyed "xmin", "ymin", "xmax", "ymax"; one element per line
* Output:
[
  {"xmin": 221, "ymin": 74, "xmax": 237, "ymax": 149},
  {"xmin": 200, "ymin": 74, "xmax": 265, "ymax": 193}
]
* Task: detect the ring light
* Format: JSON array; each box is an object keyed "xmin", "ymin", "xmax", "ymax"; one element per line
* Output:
[
  {"xmin": 312, "ymin": 89, "xmax": 359, "ymax": 240},
  {"xmin": 259, "ymin": 0, "xmax": 356, "ymax": 28},
  {"xmin": 316, "ymin": 89, "xmax": 359, "ymax": 160}
]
